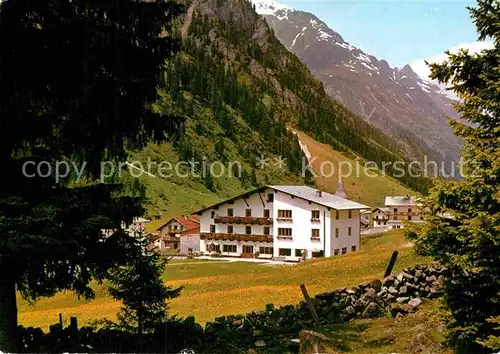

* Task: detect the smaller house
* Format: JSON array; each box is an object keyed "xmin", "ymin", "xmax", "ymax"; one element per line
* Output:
[
  {"xmin": 156, "ymin": 216, "xmax": 200, "ymax": 250},
  {"xmin": 123, "ymin": 217, "xmax": 151, "ymax": 236},
  {"xmin": 372, "ymin": 207, "xmax": 389, "ymax": 228}
]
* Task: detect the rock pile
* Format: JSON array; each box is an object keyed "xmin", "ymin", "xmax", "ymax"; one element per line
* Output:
[{"xmin": 313, "ymin": 262, "xmax": 447, "ymax": 321}]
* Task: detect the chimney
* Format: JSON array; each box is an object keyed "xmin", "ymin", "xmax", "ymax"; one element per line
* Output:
[
  {"xmin": 334, "ymin": 174, "xmax": 349, "ymax": 199},
  {"xmin": 316, "ymin": 190, "xmax": 322, "ymax": 198}
]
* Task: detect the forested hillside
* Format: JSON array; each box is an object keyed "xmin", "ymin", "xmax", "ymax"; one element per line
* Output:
[{"xmin": 131, "ymin": 0, "xmax": 431, "ymax": 218}]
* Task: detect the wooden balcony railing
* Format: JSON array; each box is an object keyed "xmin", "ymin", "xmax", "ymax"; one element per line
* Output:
[
  {"xmin": 200, "ymin": 232, "xmax": 273, "ymax": 243},
  {"xmin": 214, "ymin": 216, "xmax": 272, "ymax": 225},
  {"xmin": 388, "ymin": 212, "xmax": 421, "ymax": 216}
]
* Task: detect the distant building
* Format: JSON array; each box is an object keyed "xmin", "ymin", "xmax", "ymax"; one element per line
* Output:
[
  {"xmin": 156, "ymin": 216, "xmax": 200, "ymax": 250},
  {"xmin": 385, "ymin": 196, "xmax": 424, "ymax": 229},
  {"xmin": 193, "ymin": 184, "xmax": 370, "ymax": 261},
  {"xmin": 360, "ymin": 210, "xmax": 371, "ymax": 230},
  {"xmin": 102, "ymin": 217, "xmax": 151, "ymax": 238},
  {"xmin": 372, "ymin": 207, "xmax": 389, "ymax": 228}
]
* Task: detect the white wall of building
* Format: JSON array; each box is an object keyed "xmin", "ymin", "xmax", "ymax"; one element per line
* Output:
[
  {"xmin": 330, "ymin": 210, "xmax": 361, "ymax": 256},
  {"xmin": 199, "ymin": 188, "xmax": 274, "ymax": 235},
  {"xmin": 272, "ymin": 190, "xmax": 331, "ymax": 258}
]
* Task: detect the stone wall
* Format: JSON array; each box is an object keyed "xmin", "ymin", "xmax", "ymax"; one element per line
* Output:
[{"xmin": 198, "ymin": 262, "xmax": 447, "ymax": 352}]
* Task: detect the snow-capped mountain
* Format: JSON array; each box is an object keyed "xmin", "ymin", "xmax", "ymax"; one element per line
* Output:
[{"xmin": 250, "ymin": 0, "xmax": 462, "ymax": 166}]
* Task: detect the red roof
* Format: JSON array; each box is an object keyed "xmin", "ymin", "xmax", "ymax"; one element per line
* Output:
[
  {"xmin": 175, "ymin": 216, "xmax": 199, "ymax": 229},
  {"xmin": 180, "ymin": 227, "xmax": 200, "ymax": 236},
  {"xmin": 157, "ymin": 215, "xmax": 200, "ymax": 232}
]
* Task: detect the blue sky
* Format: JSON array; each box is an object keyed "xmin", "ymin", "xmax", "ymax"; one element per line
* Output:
[{"xmin": 279, "ymin": 0, "xmax": 479, "ymax": 67}]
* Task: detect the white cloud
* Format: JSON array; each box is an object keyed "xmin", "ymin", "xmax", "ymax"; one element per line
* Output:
[
  {"xmin": 410, "ymin": 41, "xmax": 494, "ymax": 100},
  {"xmin": 411, "ymin": 41, "xmax": 494, "ymax": 82}
]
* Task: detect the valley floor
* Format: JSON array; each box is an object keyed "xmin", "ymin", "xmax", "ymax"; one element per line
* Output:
[{"xmin": 19, "ymin": 230, "xmax": 428, "ymax": 330}]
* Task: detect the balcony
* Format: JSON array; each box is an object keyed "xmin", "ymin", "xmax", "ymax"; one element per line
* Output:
[
  {"xmin": 389, "ymin": 212, "xmax": 420, "ymax": 217},
  {"xmin": 310, "ymin": 218, "xmax": 320, "ymax": 223},
  {"xmin": 200, "ymin": 232, "xmax": 273, "ymax": 243},
  {"xmin": 214, "ymin": 216, "xmax": 272, "ymax": 225}
]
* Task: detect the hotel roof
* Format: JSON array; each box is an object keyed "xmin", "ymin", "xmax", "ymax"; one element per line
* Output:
[{"xmin": 193, "ymin": 185, "xmax": 370, "ymax": 214}]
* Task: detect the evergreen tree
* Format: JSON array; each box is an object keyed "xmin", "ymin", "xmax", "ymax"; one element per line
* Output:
[
  {"xmin": 407, "ymin": 1, "xmax": 500, "ymax": 351},
  {"xmin": 108, "ymin": 235, "xmax": 182, "ymax": 340},
  {"xmin": 0, "ymin": 0, "xmax": 182, "ymax": 350}
]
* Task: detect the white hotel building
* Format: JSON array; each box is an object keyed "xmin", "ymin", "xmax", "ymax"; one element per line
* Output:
[{"xmin": 193, "ymin": 185, "xmax": 370, "ymax": 261}]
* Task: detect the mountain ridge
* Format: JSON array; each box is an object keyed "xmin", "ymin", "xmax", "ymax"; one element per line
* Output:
[{"xmin": 250, "ymin": 0, "xmax": 462, "ymax": 168}]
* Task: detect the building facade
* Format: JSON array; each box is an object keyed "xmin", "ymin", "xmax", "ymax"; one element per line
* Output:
[
  {"xmin": 372, "ymin": 207, "xmax": 389, "ymax": 228},
  {"xmin": 194, "ymin": 185, "xmax": 369, "ymax": 261},
  {"xmin": 385, "ymin": 196, "xmax": 424, "ymax": 229},
  {"xmin": 156, "ymin": 216, "xmax": 200, "ymax": 250}
]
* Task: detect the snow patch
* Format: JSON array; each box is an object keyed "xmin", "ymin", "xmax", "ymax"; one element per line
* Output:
[
  {"xmin": 335, "ymin": 42, "xmax": 356, "ymax": 51},
  {"xmin": 290, "ymin": 26, "xmax": 307, "ymax": 49},
  {"xmin": 250, "ymin": 0, "xmax": 292, "ymax": 15},
  {"xmin": 318, "ymin": 30, "xmax": 332, "ymax": 41}
]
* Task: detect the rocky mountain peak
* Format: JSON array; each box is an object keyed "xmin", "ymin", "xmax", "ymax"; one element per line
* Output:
[{"xmin": 251, "ymin": 0, "xmax": 462, "ymax": 166}]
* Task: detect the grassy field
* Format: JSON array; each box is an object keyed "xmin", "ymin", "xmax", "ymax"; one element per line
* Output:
[
  {"xmin": 317, "ymin": 300, "xmax": 451, "ymax": 353},
  {"xmin": 18, "ymin": 230, "xmax": 429, "ymax": 330}
]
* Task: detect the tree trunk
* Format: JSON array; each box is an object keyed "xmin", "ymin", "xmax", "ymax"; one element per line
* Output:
[{"xmin": 0, "ymin": 280, "xmax": 19, "ymax": 352}]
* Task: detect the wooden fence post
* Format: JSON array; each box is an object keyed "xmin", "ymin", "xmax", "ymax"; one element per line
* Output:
[
  {"xmin": 384, "ymin": 250, "xmax": 399, "ymax": 278},
  {"xmin": 69, "ymin": 317, "xmax": 78, "ymax": 340},
  {"xmin": 59, "ymin": 313, "xmax": 63, "ymax": 326},
  {"xmin": 300, "ymin": 283, "xmax": 319, "ymax": 324}
]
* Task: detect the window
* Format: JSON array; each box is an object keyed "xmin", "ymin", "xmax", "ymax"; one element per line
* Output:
[
  {"xmin": 245, "ymin": 209, "xmax": 252, "ymax": 217},
  {"xmin": 342, "ymin": 247, "xmax": 347, "ymax": 254},
  {"xmin": 263, "ymin": 209, "xmax": 270, "ymax": 218},
  {"xmin": 312, "ymin": 250, "xmax": 324, "ymax": 258},
  {"xmin": 267, "ymin": 193, "xmax": 274, "ymax": 202},
  {"xmin": 408, "ymin": 215, "xmax": 412, "ymax": 221},
  {"xmin": 394, "ymin": 208, "xmax": 398, "ymax": 212},
  {"xmin": 263, "ymin": 226, "xmax": 270, "ymax": 235},
  {"xmin": 211, "ymin": 211, "xmax": 215, "ymax": 219},
  {"xmin": 408, "ymin": 208, "xmax": 412, "ymax": 213},
  {"xmin": 278, "ymin": 228, "xmax": 292, "ymax": 238},
  {"xmin": 259, "ymin": 246, "xmax": 273, "ymax": 254},
  {"xmin": 335, "ymin": 228, "xmax": 339, "ymax": 238},
  {"xmin": 348, "ymin": 227, "xmax": 352, "ymax": 236},
  {"xmin": 279, "ymin": 248, "xmax": 291, "ymax": 256},
  {"xmin": 351, "ymin": 245, "xmax": 357, "ymax": 252},
  {"xmin": 393, "ymin": 216, "xmax": 398, "ymax": 220},
  {"xmin": 348, "ymin": 210, "xmax": 352, "ymax": 219},
  {"xmin": 278, "ymin": 210, "xmax": 292, "ymax": 219},
  {"xmin": 210, "ymin": 225, "xmax": 215, "ymax": 233},
  {"xmin": 311, "ymin": 229, "xmax": 320, "ymax": 240},
  {"xmin": 227, "ymin": 225, "xmax": 233, "ymax": 234},
  {"xmin": 335, "ymin": 210, "xmax": 339, "ymax": 220},
  {"xmin": 334, "ymin": 249, "xmax": 340, "ymax": 256},
  {"xmin": 245, "ymin": 225, "xmax": 252, "ymax": 234},
  {"xmin": 223, "ymin": 244, "xmax": 237, "ymax": 253},
  {"xmin": 420, "ymin": 216, "xmax": 424, "ymax": 220},
  {"xmin": 311, "ymin": 210, "xmax": 320, "ymax": 220},
  {"xmin": 295, "ymin": 249, "xmax": 304, "ymax": 257},
  {"xmin": 227, "ymin": 208, "xmax": 234, "ymax": 216},
  {"xmin": 242, "ymin": 245, "xmax": 254, "ymax": 254}
]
